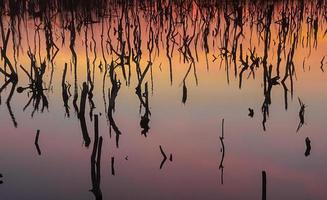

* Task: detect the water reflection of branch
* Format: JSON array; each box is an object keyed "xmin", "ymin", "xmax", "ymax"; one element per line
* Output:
[
  {"xmin": 111, "ymin": 157, "xmax": 115, "ymax": 176},
  {"xmin": 135, "ymin": 61, "xmax": 152, "ymax": 137},
  {"xmin": 107, "ymin": 61, "xmax": 122, "ymax": 148},
  {"xmin": 0, "ymin": 0, "xmax": 324, "ymax": 134},
  {"xmin": 68, "ymin": 11, "xmax": 79, "ymax": 115},
  {"xmin": 90, "ymin": 114, "xmax": 103, "ymax": 200},
  {"xmin": 320, "ymin": 56, "xmax": 325, "ymax": 72},
  {"xmin": 0, "ymin": 25, "xmax": 18, "ymax": 128},
  {"xmin": 78, "ymin": 82, "xmax": 91, "ymax": 147},
  {"xmin": 182, "ymin": 81, "xmax": 187, "ymax": 104},
  {"xmin": 62, "ymin": 63, "xmax": 71, "ymax": 117},
  {"xmin": 296, "ymin": 98, "xmax": 306, "ymax": 133},
  {"xmin": 159, "ymin": 145, "xmax": 167, "ymax": 170},
  {"xmin": 34, "ymin": 129, "xmax": 41, "ymax": 155},
  {"xmin": 0, "ymin": 75, "xmax": 18, "ymax": 127},
  {"xmin": 261, "ymin": 5, "xmax": 274, "ymax": 131},
  {"xmin": 17, "ymin": 51, "xmax": 48, "ymax": 117},
  {"xmin": 219, "ymin": 119, "xmax": 225, "ymax": 185}
]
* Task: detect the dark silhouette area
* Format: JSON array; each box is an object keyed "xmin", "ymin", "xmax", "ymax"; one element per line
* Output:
[
  {"xmin": 0, "ymin": 173, "xmax": 3, "ymax": 184},
  {"xmin": 305, "ymin": 137, "xmax": 311, "ymax": 157},
  {"xmin": 0, "ymin": 0, "xmax": 324, "ymax": 134},
  {"xmin": 17, "ymin": 51, "xmax": 48, "ymax": 117}
]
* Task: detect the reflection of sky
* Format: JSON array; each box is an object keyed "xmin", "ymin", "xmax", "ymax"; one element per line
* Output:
[{"xmin": 0, "ymin": 5, "xmax": 327, "ymax": 200}]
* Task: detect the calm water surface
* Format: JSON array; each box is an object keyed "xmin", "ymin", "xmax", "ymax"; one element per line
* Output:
[{"xmin": 0, "ymin": 1, "xmax": 327, "ymax": 199}]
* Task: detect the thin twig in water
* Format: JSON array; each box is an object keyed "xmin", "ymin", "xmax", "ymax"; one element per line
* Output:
[
  {"xmin": 219, "ymin": 119, "xmax": 225, "ymax": 185},
  {"xmin": 320, "ymin": 56, "xmax": 325, "ymax": 72},
  {"xmin": 34, "ymin": 129, "xmax": 41, "ymax": 155},
  {"xmin": 111, "ymin": 157, "xmax": 115, "ymax": 175},
  {"xmin": 159, "ymin": 145, "xmax": 167, "ymax": 169}
]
